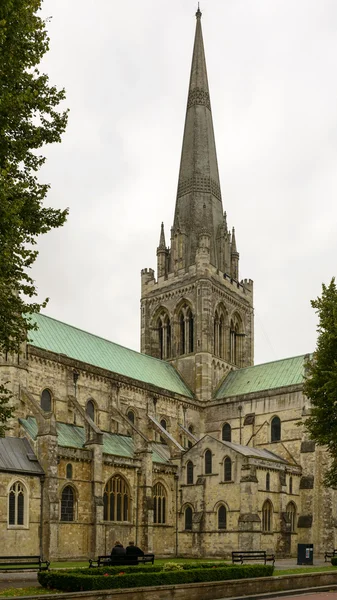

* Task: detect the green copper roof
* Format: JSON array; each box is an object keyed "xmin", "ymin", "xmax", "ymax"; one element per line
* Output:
[
  {"xmin": 29, "ymin": 314, "xmax": 193, "ymax": 398},
  {"xmin": 215, "ymin": 354, "xmax": 307, "ymax": 399},
  {"xmin": 19, "ymin": 417, "xmax": 170, "ymax": 465}
]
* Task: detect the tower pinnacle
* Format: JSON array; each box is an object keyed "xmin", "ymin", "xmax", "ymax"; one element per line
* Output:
[{"xmin": 196, "ymin": 4, "xmax": 202, "ymax": 19}]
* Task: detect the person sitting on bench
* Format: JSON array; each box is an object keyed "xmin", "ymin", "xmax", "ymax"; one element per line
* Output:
[
  {"xmin": 126, "ymin": 541, "xmax": 144, "ymax": 557},
  {"xmin": 111, "ymin": 541, "xmax": 126, "ymax": 556}
]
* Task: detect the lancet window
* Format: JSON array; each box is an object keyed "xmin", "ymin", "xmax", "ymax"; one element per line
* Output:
[
  {"xmin": 218, "ymin": 505, "xmax": 227, "ymax": 529},
  {"xmin": 178, "ymin": 304, "xmax": 194, "ymax": 355},
  {"xmin": 262, "ymin": 500, "xmax": 272, "ymax": 532},
  {"xmin": 103, "ymin": 475, "xmax": 130, "ymax": 522},
  {"xmin": 153, "ymin": 482, "xmax": 166, "ymax": 524},
  {"xmin": 271, "ymin": 416, "xmax": 281, "ymax": 442},
  {"xmin": 286, "ymin": 502, "xmax": 296, "ymax": 533},
  {"xmin": 185, "ymin": 506, "xmax": 193, "ymax": 530},
  {"xmin": 157, "ymin": 311, "xmax": 171, "ymax": 359},
  {"xmin": 214, "ymin": 306, "xmax": 226, "ymax": 358},
  {"xmin": 187, "ymin": 461, "xmax": 194, "ymax": 485},
  {"xmin": 205, "ymin": 449, "xmax": 212, "ymax": 474},
  {"xmin": 222, "ymin": 423, "xmax": 231, "ymax": 442},
  {"xmin": 61, "ymin": 485, "xmax": 75, "ymax": 522},
  {"xmin": 230, "ymin": 314, "xmax": 244, "ymax": 367},
  {"xmin": 224, "ymin": 457, "xmax": 232, "ymax": 482},
  {"xmin": 41, "ymin": 389, "xmax": 52, "ymax": 412},
  {"xmin": 86, "ymin": 400, "xmax": 95, "ymax": 422},
  {"xmin": 8, "ymin": 481, "xmax": 26, "ymax": 526}
]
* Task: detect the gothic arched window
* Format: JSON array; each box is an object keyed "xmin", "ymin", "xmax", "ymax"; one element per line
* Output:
[
  {"xmin": 86, "ymin": 400, "xmax": 95, "ymax": 422},
  {"xmin": 127, "ymin": 410, "xmax": 135, "ymax": 424},
  {"xmin": 230, "ymin": 314, "xmax": 243, "ymax": 366},
  {"xmin": 205, "ymin": 449, "xmax": 212, "ymax": 474},
  {"xmin": 66, "ymin": 464, "xmax": 73, "ymax": 479},
  {"xmin": 185, "ymin": 506, "xmax": 193, "ymax": 530},
  {"xmin": 179, "ymin": 312, "xmax": 185, "ymax": 355},
  {"xmin": 187, "ymin": 308, "xmax": 194, "ymax": 353},
  {"xmin": 271, "ymin": 416, "xmax": 281, "ymax": 442},
  {"xmin": 289, "ymin": 476, "xmax": 293, "ymax": 495},
  {"xmin": 187, "ymin": 461, "xmax": 194, "ymax": 485},
  {"xmin": 61, "ymin": 486, "xmax": 75, "ymax": 522},
  {"xmin": 103, "ymin": 475, "xmax": 130, "ymax": 522},
  {"xmin": 266, "ymin": 472, "xmax": 270, "ymax": 491},
  {"xmin": 286, "ymin": 502, "xmax": 296, "ymax": 533},
  {"xmin": 222, "ymin": 423, "xmax": 231, "ymax": 442},
  {"xmin": 157, "ymin": 312, "xmax": 171, "ymax": 359},
  {"xmin": 218, "ymin": 505, "xmax": 227, "ymax": 530},
  {"xmin": 224, "ymin": 457, "xmax": 232, "ymax": 482},
  {"xmin": 41, "ymin": 389, "xmax": 52, "ymax": 412},
  {"xmin": 262, "ymin": 500, "xmax": 272, "ymax": 532},
  {"xmin": 8, "ymin": 481, "xmax": 26, "ymax": 526},
  {"xmin": 214, "ymin": 307, "xmax": 226, "ymax": 358},
  {"xmin": 178, "ymin": 304, "xmax": 194, "ymax": 355},
  {"xmin": 153, "ymin": 482, "xmax": 166, "ymax": 524}
]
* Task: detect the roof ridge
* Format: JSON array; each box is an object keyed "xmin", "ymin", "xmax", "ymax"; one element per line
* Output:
[{"xmin": 239, "ymin": 353, "xmax": 310, "ymax": 371}]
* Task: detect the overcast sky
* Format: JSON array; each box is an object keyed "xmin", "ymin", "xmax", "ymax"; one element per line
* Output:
[{"xmin": 33, "ymin": 0, "xmax": 337, "ymax": 366}]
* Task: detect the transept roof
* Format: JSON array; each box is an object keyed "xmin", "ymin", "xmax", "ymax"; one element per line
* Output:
[{"xmin": 215, "ymin": 354, "xmax": 308, "ymax": 399}]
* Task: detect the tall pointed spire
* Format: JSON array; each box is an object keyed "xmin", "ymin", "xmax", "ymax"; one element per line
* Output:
[{"xmin": 172, "ymin": 9, "xmax": 224, "ymax": 270}]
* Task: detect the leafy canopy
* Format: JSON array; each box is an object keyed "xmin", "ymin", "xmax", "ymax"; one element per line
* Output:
[
  {"xmin": 0, "ymin": 0, "xmax": 68, "ymax": 430},
  {"xmin": 304, "ymin": 278, "xmax": 337, "ymax": 486}
]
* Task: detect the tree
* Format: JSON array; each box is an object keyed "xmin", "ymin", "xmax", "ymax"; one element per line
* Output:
[
  {"xmin": 304, "ymin": 278, "xmax": 337, "ymax": 487},
  {"xmin": 0, "ymin": 0, "xmax": 68, "ymax": 429}
]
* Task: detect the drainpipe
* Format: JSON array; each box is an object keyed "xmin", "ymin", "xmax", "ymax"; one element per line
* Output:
[
  {"xmin": 40, "ymin": 475, "xmax": 45, "ymax": 559},
  {"xmin": 175, "ymin": 475, "xmax": 179, "ymax": 557},
  {"xmin": 135, "ymin": 469, "xmax": 140, "ymax": 546}
]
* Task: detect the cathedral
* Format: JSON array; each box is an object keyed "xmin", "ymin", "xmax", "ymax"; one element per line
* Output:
[{"xmin": 0, "ymin": 9, "xmax": 335, "ymax": 561}]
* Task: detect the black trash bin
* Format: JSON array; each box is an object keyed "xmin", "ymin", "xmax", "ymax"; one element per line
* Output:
[{"xmin": 297, "ymin": 543, "xmax": 314, "ymax": 565}]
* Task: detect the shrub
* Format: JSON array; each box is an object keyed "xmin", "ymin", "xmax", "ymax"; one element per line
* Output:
[
  {"xmin": 38, "ymin": 564, "xmax": 274, "ymax": 592},
  {"xmin": 162, "ymin": 562, "xmax": 184, "ymax": 571},
  {"xmin": 331, "ymin": 557, "xmax": 337, "ymax": 566}
]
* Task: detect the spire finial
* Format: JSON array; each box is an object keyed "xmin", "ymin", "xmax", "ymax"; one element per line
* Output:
[{"xmin": 196, "ymin": 3, "xmax": 202, "ymax": 19}]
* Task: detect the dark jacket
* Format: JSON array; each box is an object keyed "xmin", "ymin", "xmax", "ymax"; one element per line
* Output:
[
  {"xmin": 126, "ymin": 544, "xmax": 144, "ymax": 556},
  {"xmin": 111, "ymin": 544, "xmax": 126, "ymax": 556}
]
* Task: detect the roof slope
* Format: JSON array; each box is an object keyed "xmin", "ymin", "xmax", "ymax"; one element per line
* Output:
[
  {"xmin": 29, "ymin": 313, "xmax": 193, "ymax": 398},
  {"xmin": 19, "ymin": 417, "xmax": 170, "ymax": 465},
  {"xmin": 0, "ymin": 437, "xmax": 44, "ymax": 475},
  {"xmin": 215, "ymin": 354, "xmax": 307, "ymax": 399}
]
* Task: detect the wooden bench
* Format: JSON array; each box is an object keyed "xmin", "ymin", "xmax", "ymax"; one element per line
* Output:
[
  {"xmin": 89, "ymin": 553, "xmax": 155, "ymax": 568},
  {"xmin": 0, "ymin": 556, "xmax": 50, "ymax": 572},
  {"xmin": 325, "ymin": 549, "xmax": 337, "ymax": 562},
  {"xmin": 232, "ymin": 551, "xmax": 275, "ymax": 566}
]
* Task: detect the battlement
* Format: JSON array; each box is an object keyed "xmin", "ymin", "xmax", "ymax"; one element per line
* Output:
[
  {"xmin": 242, "ymin": 278, "xmax": 254, "ymax": 290},
  {"xmin": 141, "ymin": 268, "xmax": 155, "ymax": 278}
]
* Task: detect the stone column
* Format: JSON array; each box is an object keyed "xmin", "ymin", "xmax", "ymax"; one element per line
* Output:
[{"xmin": 238, "ymin": 463, "xmax": 261, "ymax": 550}]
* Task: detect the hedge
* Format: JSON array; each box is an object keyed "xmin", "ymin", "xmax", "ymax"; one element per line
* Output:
[
  {"xmin": 331, "ymin": 557, "xmax": 337, "ymax": 566},
  {"xmin": 70, "ymin": 562, "xmax": 228, "ymax": 577},
  {"xmin": 38, "ymin": 564, "xmax": 274, "ymax": 592}
]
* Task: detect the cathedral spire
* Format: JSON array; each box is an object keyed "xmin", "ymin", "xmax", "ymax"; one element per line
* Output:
[{"xmin": 172, "ymin": 9, "xmax": 224, "ymax": 270}]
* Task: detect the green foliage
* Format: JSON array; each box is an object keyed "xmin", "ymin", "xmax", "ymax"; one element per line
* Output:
[
  {"xmin": 38, "ymin": 564, "xmax": 274, "ymax": 592},
  {"xmin": 331, "ymin": 557, "xmax": 337, "ymax": 566},
  {"xmin": 0, "ymin": 0, "xmax": 68, "ymax": 422},
  {"xmin": 0, "ymin": 383, "xmax": 14, "ymax": 436},
  {"xmin": 303, "ymin": 278, "xmax": 337, "ymax": 486},
  {"xmin": 162, "ymin": 562, "xmax": 184, "ymax": 571}
]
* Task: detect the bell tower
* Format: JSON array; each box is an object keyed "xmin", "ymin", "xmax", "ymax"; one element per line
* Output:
[{"xmin": 141, "ymin": 9, "xmax": 254, "ymax": 400}]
